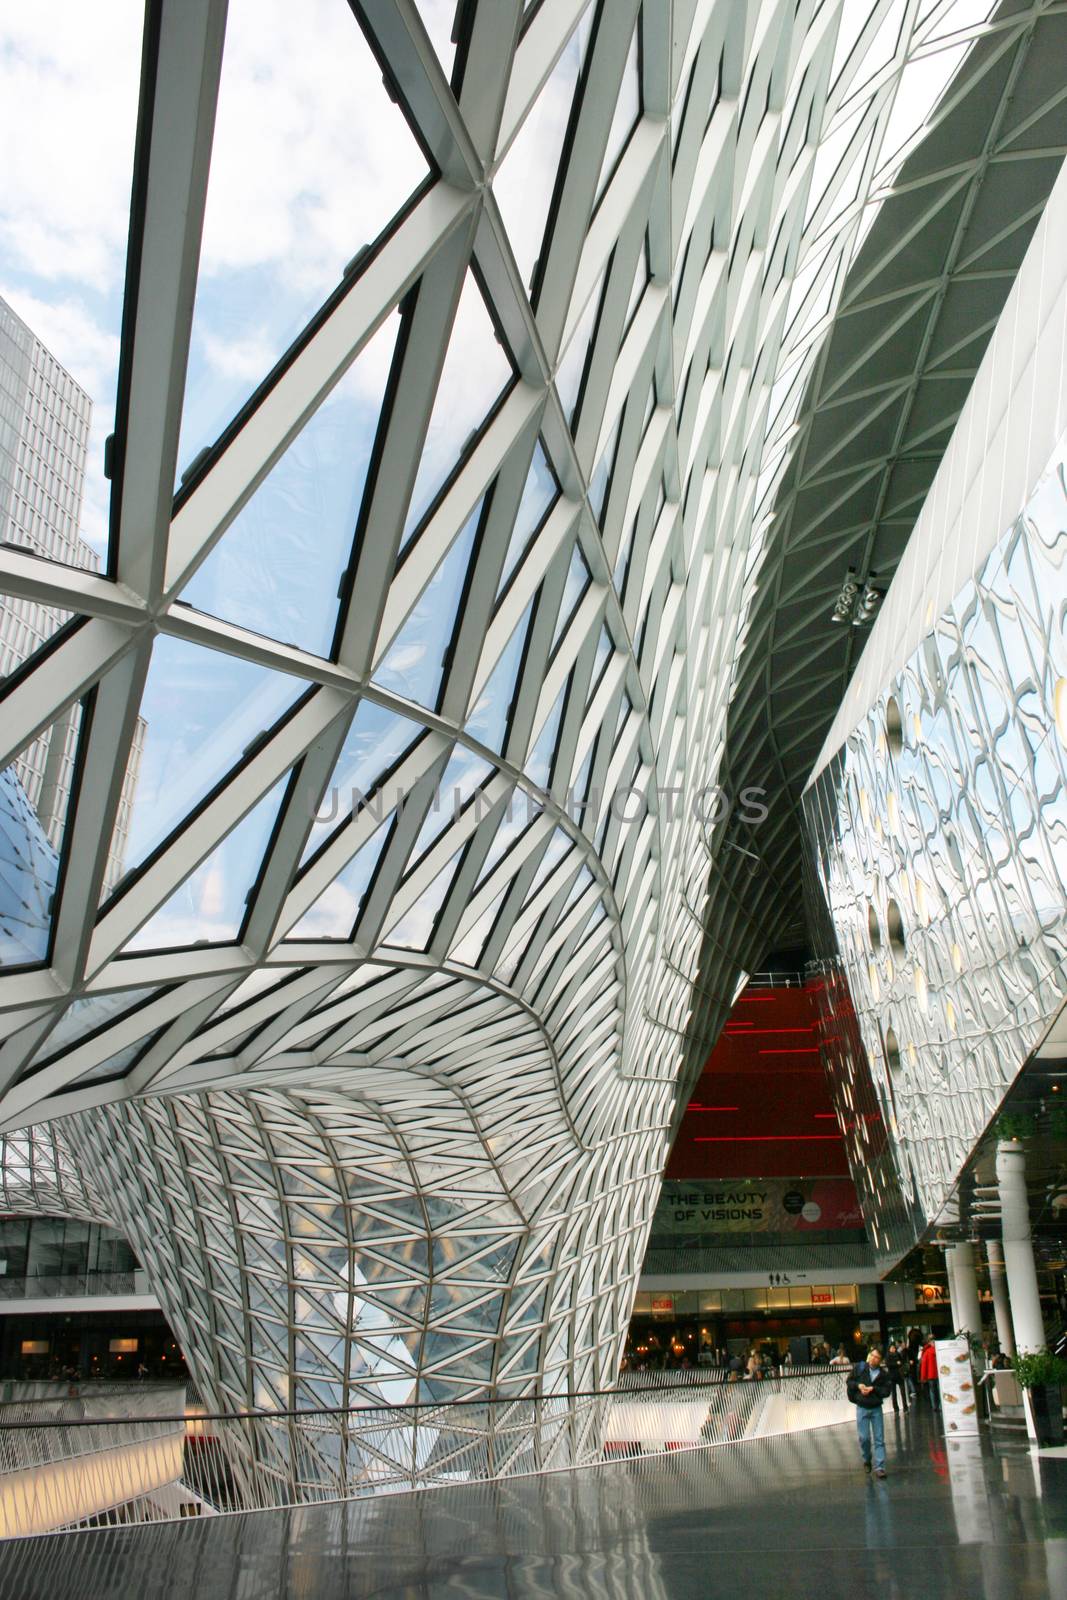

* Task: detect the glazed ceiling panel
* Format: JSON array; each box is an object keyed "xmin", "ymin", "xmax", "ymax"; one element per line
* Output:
[
  {"xmin": 0, "ymin": 0, "xmax": 1048, "ymax": 1414},
  {"xmin": 699, "ymin": 0, "xmax": 1067, "ymax": 990}
]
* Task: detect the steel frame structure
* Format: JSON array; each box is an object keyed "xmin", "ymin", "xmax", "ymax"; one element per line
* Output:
[{"xmin": 0, "ymin": 0, "xmax": 1022, "ymax": 1420}]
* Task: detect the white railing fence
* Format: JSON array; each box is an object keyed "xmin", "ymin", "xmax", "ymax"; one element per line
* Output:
[{"xmin": 0, "ymin": 1368, "xmax": 853, "ymax": 1539}]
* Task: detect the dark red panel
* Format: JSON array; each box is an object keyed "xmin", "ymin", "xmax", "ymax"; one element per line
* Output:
[{"xmin": 666, "ymin": 982, "xmax": 853, "ymax": 1181}]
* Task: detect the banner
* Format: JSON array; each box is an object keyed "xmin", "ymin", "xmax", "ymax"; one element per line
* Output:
[
  {"xmin": 934, "ymin": 1337, "xmax": 979, "ymax": 1436},
  {"xmin": 652, "ymin": 1178, "xmax": 862, "ymax": 1237}
]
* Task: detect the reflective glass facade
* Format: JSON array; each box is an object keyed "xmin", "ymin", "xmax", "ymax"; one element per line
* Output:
[{"xmin": 805, "ymin": 433, "xmax": 1067, "ymax": 1264}]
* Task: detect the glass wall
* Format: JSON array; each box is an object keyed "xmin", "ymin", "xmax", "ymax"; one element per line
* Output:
[{"xmin": 0, "ymin": 1215, "xmax": 139, "ymax": 1287}]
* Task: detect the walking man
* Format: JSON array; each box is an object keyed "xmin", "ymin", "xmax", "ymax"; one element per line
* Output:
[
  {"xmin": 886, "ymin": 1341, "xmax": 909, "ymax": 1412},
  {"xmin": 847, "ymin": 1347, "xmax": 893, "ymax": 1477}
]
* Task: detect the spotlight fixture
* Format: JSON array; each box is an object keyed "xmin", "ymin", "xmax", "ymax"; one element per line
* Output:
[
  {"xmin": 829, "ymin": 567, "xmax": 884, "ymax": 626},
  {"xmin": 853, "ymin": 574, "xmax": 885, "ymax": 627},
  {"xmin": 830, "ymin": 567, "xmax": 860, "ymax": 623}
]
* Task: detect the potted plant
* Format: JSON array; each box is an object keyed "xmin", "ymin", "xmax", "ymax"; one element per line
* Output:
[{"xmin": 1012, "ymin": 1350, "xmax": 1067, "ymax": 1447}]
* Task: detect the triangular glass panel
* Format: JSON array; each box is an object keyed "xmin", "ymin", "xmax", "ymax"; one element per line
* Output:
[
  {"xmin": 551, "ymin": 543, "xmax": 591, "ymax": 652},
  {"xmin": 409, "ymin": 746, "xmax": 492, "ymax": 863},
  {"xmin": 525, "ymin": 829, "xmax": 572, "ymax": 901},
  {"xmin": 614, "ymin": 505, "xmax": 639, "ymax": 595},
  {"xmin": 0, "ymin": 595, "xmax": 78, "ymax": 688},
  {"xmin": 614, "ymin": 690, "xmax": 632, "ymax": 745},
  {"xmin": 570, "ymin": 740, "xmax": 595, "ymax": 823},
  {"xmin": 594, "ymin": 24, "xmax": 640, "ymax": 206},
  {"xmin": 301, "ymin": 698, "xmax": 422, "ymax": 866},
  {"xmin": 372, "ymin": 499, "xmax": 482, "ymax": 709},
  {"xmin": 465, "ymin": 600, "xmax": 533, "ymax": 752},
  {"xmin": 216, "ymin": 965, "xmax": 303, "ymax": 1016},
  {"xmin": 623, "ymin": 236, "xmax": 648, "ymax": 333},
  {"xmin": 288, "ymin": 816, "xmax": 391, "ymax": 941},
  {"xmin": 475, "ymin": 802, "xmax": 532, "ymax": 887},
  {"xmin": 176, "ymin": 0, "xmax": 429, "ymax": 482},
  {"xmin": 565, "ymin": 863, "xmax": 594, "ymax": 909},
  {"xmin": 122, "ymin": 778, "xmax": 287, "ymax": 953},
  {"xmin": 591, "ymin": 623, "xmax": 613, "ymax": 690},
  {"xmin": 25, "ymin": 986, "xmax": 160, "ymax": 1069},
  {"xmin": 525, "ymin": 684, "xmax": 567, "ymax": 790},
  {"xmin": 493, "ymin": 9, "xmax": 596, "ymax": 290},
  {"xmin": 401, "ymin": 276, "xmax": 512, "ymax": 548},
  {"xmin": 448, "ymin": 882, "xmax": 506, "ymax": 967},
  {"xmin": 497, "ymin": 441, "xmax": 558, "ymax": 593},
  {"xmin": 0, "ymin": 704, "xmax": 86, "ymax": 968},
  {"xmin": 180, "ymin": 313, "xmax": 400, "ymax": 657},
  {"xmin": 588, "ymin": 416, "xmax": 619, "ymax": 524},
  {"xmin": 105, "ymin": 634, "xmax": 303, "ymax": 894},
  {"xmin": 555, "ymin": 267, "xmax": 605, "ymax": 424},
  {"xmin": 384, "ymin": 849, "xmax": 464, "ymax": 950},
  {"xmin": 67, "ymin": 1029, "xmax": 161, "ymax": 1088},
  {"xmin": 414, "ymin": 0, "xmax": 459, "ymax": 80}
]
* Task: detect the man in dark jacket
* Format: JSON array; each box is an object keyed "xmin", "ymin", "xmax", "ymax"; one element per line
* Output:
[
  {"xmin": 885, "ymin": 1342, "xmax": 909, "ymax": 1412},
  {"xmin": 847, "ymin": 1348, "xmax": 893, "ymax": 1477}
]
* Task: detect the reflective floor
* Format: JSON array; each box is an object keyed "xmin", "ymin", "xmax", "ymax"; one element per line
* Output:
[{"xmin": 3, "ymin": 1410, "xmax": 1066, "ymax": 1598}]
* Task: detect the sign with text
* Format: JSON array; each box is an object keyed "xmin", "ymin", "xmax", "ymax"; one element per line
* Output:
[
  {"xmin": 935, "ymin": 1337, "xmax": 979, "ymax": 1436},
  {"xmin": 653, "ymin": 1178, "xmax": 862, "ymax": 1237}
]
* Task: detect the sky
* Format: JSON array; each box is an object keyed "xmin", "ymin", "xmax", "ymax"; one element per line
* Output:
[
  {"xmin": 0, "ymin": 3, "xmax": 143, "ymax": 554},
  {"xmin": 0, "ymin": 0, "xmax": 431, "ymax": 560}
]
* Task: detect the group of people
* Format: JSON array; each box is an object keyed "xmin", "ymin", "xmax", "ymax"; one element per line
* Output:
[
  {"xmin": 845, "ymin": 1334, "xmax": 943, "ymax": 1477},
  {"xmin": 846, "ymin": 1326, "xmax": 1013, "ymax": 1477},
  {"xmin": 725, "ymin": 1347, "xmax": 781, "ymax": 1381}
]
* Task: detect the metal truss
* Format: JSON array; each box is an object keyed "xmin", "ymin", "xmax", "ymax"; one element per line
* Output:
[
  {"xmin": 0, "ymin": 0, "xmax": 1017, "ymax": 1416},
  {"xmin": 690, "ymin": 0, "xmax": 1067, "ymax": 1010}
]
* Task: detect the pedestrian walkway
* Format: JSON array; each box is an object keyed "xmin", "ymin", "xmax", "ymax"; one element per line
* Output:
[{"xmin": 1, "ymin": 1409, "xmax": 1064, "ymax": 1597}]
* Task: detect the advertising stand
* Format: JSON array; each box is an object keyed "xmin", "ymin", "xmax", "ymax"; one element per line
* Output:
[{"xmin": 934, "ymin": 1336, "xmax": 979, "ymax": 1435}]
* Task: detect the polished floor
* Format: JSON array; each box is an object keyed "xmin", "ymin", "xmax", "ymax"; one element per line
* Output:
[{"xmin": 2, "ymin": 1408, "xmax": 1065, "ymax": 1598}]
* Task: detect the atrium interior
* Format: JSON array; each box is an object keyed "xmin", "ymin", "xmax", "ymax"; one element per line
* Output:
[{"xmin": 0, "ymin": 1, "xmax": 1066, "ymax": 1594}]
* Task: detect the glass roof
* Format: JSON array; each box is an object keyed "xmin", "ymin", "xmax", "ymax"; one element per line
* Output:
[{"xmin": 0, "ymin": 0, "xmax": 1045, "ymax": 1425}]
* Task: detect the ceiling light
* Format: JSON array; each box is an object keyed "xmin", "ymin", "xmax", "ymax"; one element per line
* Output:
[
  {"xmin": 830, "ymin": 567, "xmax": 860, "ymax": 623},
  {"xmin": 852, "ymin": 574, "xmax": 884, "ymax": 627}
]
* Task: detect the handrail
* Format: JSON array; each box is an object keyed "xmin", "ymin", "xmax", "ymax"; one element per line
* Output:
[
  {"xmin": 0, "ymin": 1368, "xmax": 853, "ymax": 1538},
  {"xmin": 0, "ymin": 1366, "xmax": 847, "ymax": 1430},
  {"xmin": 0, "ymin": 1269, "xmax": 140, "ymax": 1299}
]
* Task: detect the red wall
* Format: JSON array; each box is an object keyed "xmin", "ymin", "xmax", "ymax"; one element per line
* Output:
[{"xmin": 666, "ymin": 982, "xmax": 854, "ymax": 1181}]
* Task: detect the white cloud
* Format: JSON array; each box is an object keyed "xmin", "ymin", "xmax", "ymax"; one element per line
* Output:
[
  {"xmin": 0, "ymin": 5, "xmax": 142, "ymax": 293},
  {"xmin": 0, "ymin": 4, "xmax": 142, "ymax": 555},
  {"xmin": 198, "ymin": 0, "xmax": 426, "ymax": 291}
]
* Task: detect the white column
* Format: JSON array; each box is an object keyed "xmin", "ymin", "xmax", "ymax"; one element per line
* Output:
[
  {"xmin": 985, "ymin": 1238, "xmax": 1015, "ymax": 1357},
  {"xmin": 996, "ymin": 1140, "xmax": 1045, "ymax": 1352},
  {"xmin": 948, "ymin": 1242, "xmax": 983, "ymax": 1343},
  {"xmin": 945, "ymin": 1245, "xmax": 962, "ymax": 1334}
]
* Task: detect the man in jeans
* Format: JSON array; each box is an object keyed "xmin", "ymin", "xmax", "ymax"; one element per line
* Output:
[{"xmin": 847, "ymin": 1347, "xmax": 893, "ymax": 1477}]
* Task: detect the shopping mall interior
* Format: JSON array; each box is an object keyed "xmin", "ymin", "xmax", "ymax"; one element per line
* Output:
[{"xmin": 0, "ymin": 0, "xmax": 1066, "ymax": 1595}]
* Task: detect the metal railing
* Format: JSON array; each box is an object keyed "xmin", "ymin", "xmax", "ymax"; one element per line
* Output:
[
  {"xmin": 744, "ymin": 971, "xmax": 812, "ymax": 989},
  {"xmin": 0, "ymin": 1383, "xmax": 186, "ymax": 1416},
  {"xmin": 0, "ymin": 1368, "xmax": 852, "ymax": 1539},
  {"xmin": 0, "ymin": 1270, "xmax": 140, "ymax": 1301},
  {"xmin": 0, "ymin": 1387, "xmax": 188, "ymax": 1472}
]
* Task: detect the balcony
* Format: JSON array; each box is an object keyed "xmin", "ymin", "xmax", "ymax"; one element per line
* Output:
[{"xmin": 0, "ymin": 1271, "xmax": 152, "ymax": 1303}]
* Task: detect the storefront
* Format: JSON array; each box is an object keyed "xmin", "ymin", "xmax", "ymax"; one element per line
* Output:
[
  {"xmin": 0, "ymin": 1309, "xmax": 187, "ymax": 1382},
  {"xmin": 625, "ymin": 1282, "xmax": 952, "ymax": 1365}
]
